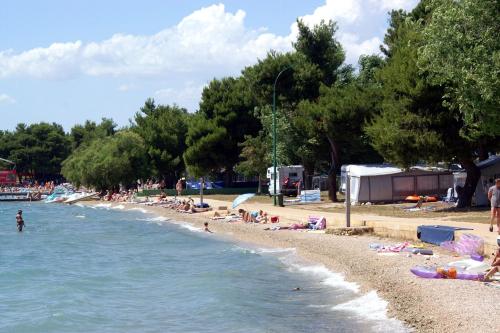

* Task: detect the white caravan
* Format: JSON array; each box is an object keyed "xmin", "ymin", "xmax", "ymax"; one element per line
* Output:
[{"xmin": 267, "ymin": 165, "xmax": 304, "ymax": 196}]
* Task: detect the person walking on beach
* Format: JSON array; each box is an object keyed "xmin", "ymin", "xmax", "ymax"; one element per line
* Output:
[
  {"xmin": 488, "ymin": 179, "xmax": 500, "ymax": 234},
  {"xmin": 176, "ymin": 179, "xmax": 183, "ymax": 197},
  {"xmin": 16, "ymin": 209, "xmax": 25, "ymax": 232}
]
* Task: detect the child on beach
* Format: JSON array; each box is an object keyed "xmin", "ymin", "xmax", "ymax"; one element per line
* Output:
[
  {"xmin": 483, "ymin": 236, "xmax": 500, "ymax": 281},
  {"xmin": 204, "ymin": 222, "xmax": 212, "ymax": 233}
]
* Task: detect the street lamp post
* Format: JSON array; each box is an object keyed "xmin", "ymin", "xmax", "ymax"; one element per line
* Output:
[{"xmin": 272, "ymin": 67, "xmax": 292, "ymax": 206}]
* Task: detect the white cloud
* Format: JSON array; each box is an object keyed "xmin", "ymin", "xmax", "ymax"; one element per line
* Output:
[
  {"xmin": 369, "ymin": 0, "xmax": 419, "ymax": 11},
  {"xmin": 299, "ymin": 0, "xmax": 362, "ymax": 26},
  {"xmin": 0, "ymin": 0, "xmax": 420, "ymax": 110},
  {"xmin": 0, "ymin": 4, "xmax": 290, "ymax": 80},
  {"xmin": 0, "ymin": 41, "xmax": 82, "ymax": 79},
  {"xmin": 118, "ymin": 84, "xmax": 134, "ymax": 92},
  {"xmin": 0, "ymin": 93, "xmax": 16, "ymax": 104},
  {"xmin": 155, "ymin": 82, "xmax": 206, "ymax": 110},
  {"xmin": 0, "ymin": 2, "xmax": 392, "ymax": 81},
  {"xmin": 339, "ymin": 33, "xmax": 382, "ymax": 64}
]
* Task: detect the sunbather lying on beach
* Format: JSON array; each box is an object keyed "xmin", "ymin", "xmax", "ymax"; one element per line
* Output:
[
  {"xmin": 484, "ymin": 238, "xmax": 500, "ymax": 281},
  {"xmin": 237, "ymin": 209, "xmax": 268, "ymax": 223}
]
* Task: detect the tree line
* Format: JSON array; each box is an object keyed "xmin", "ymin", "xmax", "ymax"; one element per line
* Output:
[{"xmin": 1, "ymin": 0, "xmax": 498, "ymax": 207}]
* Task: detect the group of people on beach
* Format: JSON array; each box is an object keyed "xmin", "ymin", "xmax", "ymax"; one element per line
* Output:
[
  {"xmin": 0, "ymin": 180, "xmax": 56, "ymax": 193},
  {"xmin": 102, "ymin": 189, "xmax": 137, "ymax": 202}
]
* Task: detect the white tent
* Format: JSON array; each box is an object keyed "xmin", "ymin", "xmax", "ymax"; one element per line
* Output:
[{"xmin": 341, "ymin": 164, "xmax": 453, "ymax": 204}]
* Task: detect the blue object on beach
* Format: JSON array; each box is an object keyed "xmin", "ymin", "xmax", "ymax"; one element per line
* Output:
[
  {"xmin": 195, "ymin": 203, "xmax": 210, "ymax": 208},
  {"xmin": 417, "ymin": 225, "xmax": 473, "ymax": 245},
  {"xmin": 232, "ymin": 193, "xmax": 256, "ymax": 209}
]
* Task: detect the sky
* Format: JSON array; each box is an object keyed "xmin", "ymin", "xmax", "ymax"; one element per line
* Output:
[{"xmin": 0, "ymin": 0, "xmax": 418, "ymax": 131}]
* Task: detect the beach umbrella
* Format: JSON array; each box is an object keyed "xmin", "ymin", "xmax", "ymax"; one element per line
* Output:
[{"xmin": 232, "ymin": 193, "xmax": 255, "ymax": 209}]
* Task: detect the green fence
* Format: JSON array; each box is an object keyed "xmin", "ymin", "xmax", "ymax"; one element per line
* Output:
[{"xmin": 138, "ymin": 187, "xmax": 258, "ymax": 197}]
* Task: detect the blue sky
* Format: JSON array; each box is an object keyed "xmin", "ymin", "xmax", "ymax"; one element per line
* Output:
[{"xmin": 0, "ymin": 0, "xmax": 418, "ymax": 131}]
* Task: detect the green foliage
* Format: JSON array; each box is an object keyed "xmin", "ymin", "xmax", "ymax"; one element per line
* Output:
[
  {"xmin": 61, "ymin": 131, "xmax": 149, "ymax": 190},
  {"xmin": 183, "ymin": 77, "xmax": 260, "ymax": 181},
  {"xmin": 69, "ymin": 118, "xmax": 116, "ymax": 150},
  {"xmin": 183, "ymin": 115, "xmax": 230, "ymax": 178},
  {"xmin": 294, "ymin": 20, "xmax": 345, "ymax": 86},
  {"xmin": 419, "ymin": 0, "xmax": 500, "ymax": 139},
  {"xmin": 133, "ymin": 98, "xmax": 189, "ymax": 183},
  {"xmin": 235, "ymin": 132, "xmax": 270, "ymax": 178},
  {"xmin": 366, "ymin": 17, "xmax": 465, "ymax": 167},
  {"xmin": 0, "ymin": 122, "xmax": 70, "ymax": 178}
]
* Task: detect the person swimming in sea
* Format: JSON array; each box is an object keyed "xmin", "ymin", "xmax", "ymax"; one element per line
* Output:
[
  {"xmin": 204, "ymin": 222, "xmax": 213, "ymax": 233},
  {"xmin": 16, "ymin": 209, "xmax": 25, "ymax": 232}
]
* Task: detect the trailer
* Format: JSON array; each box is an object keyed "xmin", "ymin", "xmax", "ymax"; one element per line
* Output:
[{"xmin": 267, "ymin": 165, "xmax": 304, "ymax": 196}]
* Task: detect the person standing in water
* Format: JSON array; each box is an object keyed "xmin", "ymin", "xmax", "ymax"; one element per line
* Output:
[{"xmin": 16, "ymin": 209, "xmax": 25, "ymax": 232}]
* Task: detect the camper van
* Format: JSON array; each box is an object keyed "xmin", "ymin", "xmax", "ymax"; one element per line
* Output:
[{"xmin": 267, "ymin": 165, "xmax": 304, "ymax": 196}]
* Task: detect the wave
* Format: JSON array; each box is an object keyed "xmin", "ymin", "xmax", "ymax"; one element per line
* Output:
[
  {"xmin": 129, "ymin": 207, "xmax": 148, "ymax": 214},
  {"xmin": 137, "ymin": 216, "xmax": 170, "ymax": 223},
  {"xmin": 230, "ymin": 246, "xmax": 257, "ymax": 254},
  {"xmin": 176, "ymin": 223, "xmax": 202, "ymax": 233},
  {"xmin": 111, "ymin": 204, "xmax": 125, "ymax": 210},
  {"xmin": 93, "ymin": 203, "xmax": 111, "ymax": 209},
  {"xmin": 75, "ymin": 215, "xmax": 86, "ymax": 219},
  {"xmin": 332, "ymin": 291, "xmax": 408, "ymax": 332},
  {"xmin": 257, "ymin": 247, "xmax": 296, "ymax": 254},
  {"xmin": 292, "ymin": 264, "xmax": 360, "ymax": 293}
]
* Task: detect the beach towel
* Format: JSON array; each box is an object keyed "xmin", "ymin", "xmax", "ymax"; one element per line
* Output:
[{"xmin": 417, "ymin": 225, "xmax": 473, "ymax": 245}]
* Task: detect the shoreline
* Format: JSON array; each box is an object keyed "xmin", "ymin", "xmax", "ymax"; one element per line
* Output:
[{"xmin": 79, "ymin": 200, "xmax": 500, "ymax": 333}]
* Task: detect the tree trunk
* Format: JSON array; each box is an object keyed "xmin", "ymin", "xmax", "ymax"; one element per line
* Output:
[
  {"xmin": 303, "ymin": 164, "xmax": 314, "ymax": 190},
  {"xmin": 478, "ymin": 144, "xmax": 489, "ymax": 161},
  {"xmin": 224, "ymin": 168, "xmax": 234, "ymax": 187},
  {"xmin": 257, "ymin": 174, "xmax": 262, "ymax": 194},
  {"xmin": 326, "ymin": 135, "xmax": 340, "ymax": 202},
  {"xmin": 456, "ymin": 158, "xmax": 481, "ymax": 208},
  {"xmin": 200, "ymin": 176, "xmax": 204, "ymax": 205}
]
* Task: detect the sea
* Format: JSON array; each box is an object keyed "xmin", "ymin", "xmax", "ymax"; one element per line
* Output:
[{"xmin": 0, "ymin": 202, "xmax": 408, "ymax": 333}]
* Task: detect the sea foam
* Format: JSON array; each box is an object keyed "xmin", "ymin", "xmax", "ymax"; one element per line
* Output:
[
  {"xmin": 176, "ymin": 223, "xmax": 202, "ymax": 232},
  {"xmin": 93, "ymin": 203, "xmax": 111, "ymax": 209},
  {"xmin": 292, "ymin": 264, "xmax": 360, "ymax": 293},
  {"xmin": 129, "ymin": 207, "xmax": 148, "ymax": 214},
  {"xmin": 332, "ymin": 291, "xmax": 409, "ymax": 332}
]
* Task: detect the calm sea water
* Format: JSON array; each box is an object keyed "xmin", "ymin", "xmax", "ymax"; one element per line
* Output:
[{"xmin": 0, "ymin": 202, "xmax": 407, "ymax": 333}]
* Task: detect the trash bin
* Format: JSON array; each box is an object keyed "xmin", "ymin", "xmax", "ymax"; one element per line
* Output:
[{"xmin": 277, "ymin": 194, "xmax": 284, "ymax": 207}]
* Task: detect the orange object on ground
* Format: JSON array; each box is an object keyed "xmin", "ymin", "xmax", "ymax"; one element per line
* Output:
[
  {"xmin": 405, "ymin": 195, "xmax": 438, "ymax": 202},
  {"xmin": 447, "ymin": 267, "xmax": 457, "ymax": 279},
  {"xmin": 405, "ymin": 195, "xmax": 421, "ymax": 202}
]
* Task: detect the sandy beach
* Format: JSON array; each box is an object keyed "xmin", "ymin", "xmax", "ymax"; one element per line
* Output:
[{"xmin": 83, "ymin": 200, "xmax": 500, "ymax": 333}]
